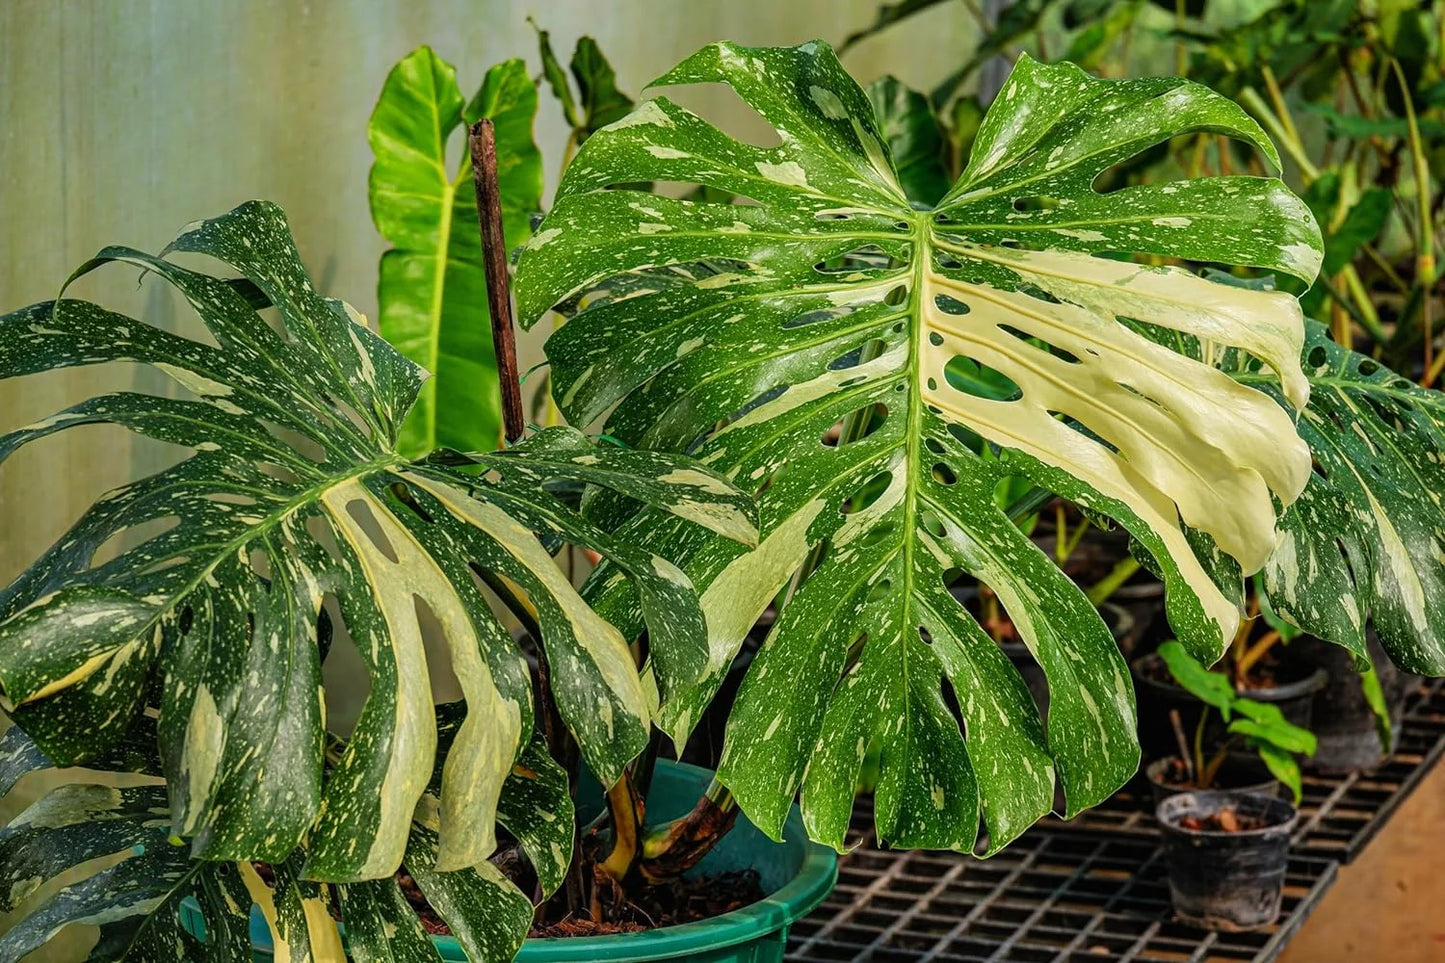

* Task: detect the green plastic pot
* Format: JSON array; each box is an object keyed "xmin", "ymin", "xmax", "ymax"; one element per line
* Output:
[{"xmin": 182, "ymin": 759, "xmax": 837, "ymax": 962}]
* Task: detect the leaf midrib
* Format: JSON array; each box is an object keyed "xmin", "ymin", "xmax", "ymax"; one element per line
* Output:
[{"xmin": 44, "ymin": 453, "xmax": 405, "ymax": 704}]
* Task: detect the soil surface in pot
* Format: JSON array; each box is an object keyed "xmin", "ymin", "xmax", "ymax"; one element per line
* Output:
[
  {"xmin": 1176, "ymin": 807, "xmax": 1272, "ymax": 833},
  {"xmin": 395, "ymin": 869, "xmax": 766, "ymax": 938}
]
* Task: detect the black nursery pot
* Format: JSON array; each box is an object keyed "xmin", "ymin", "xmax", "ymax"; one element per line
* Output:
[
  {"xmin": 1131, "ymin": 653, "xmax": 1326, "ymax": 759},
  {"xmin": 1157, "ymin": 791, "xmax": 1298, "ymax": 931},
  {"xmin": 1144, "ymin": 755, "xmax": 1280, "ymax": 810},
  {"xmin": 1295, "ymin": 635, "xmax": 1409, "ymax": 773}
]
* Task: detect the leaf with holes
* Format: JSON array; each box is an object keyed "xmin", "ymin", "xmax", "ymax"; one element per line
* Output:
[
  {"xmin": 1231, "ymin": 322, "xmax": 1445, "ymax": 674},
  {"xmin": 370, "ymin": 48, "xmax": 543, "ymax": 457},
  {"xmin": 0, "ymin": 715, "xmax": 539, "ymax": 963},
  {"xmin": 514, "ymin": 42, "xmax": 1321, "ymax": 853},
  {"xmin": 0, "ymin": 200, "xmax": 755, "ymax": 883}
]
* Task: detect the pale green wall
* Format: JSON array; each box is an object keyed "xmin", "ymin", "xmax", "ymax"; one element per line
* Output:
[{"xmin": 0, "ymin": 0, "xmax": 981, "ymax": 583}]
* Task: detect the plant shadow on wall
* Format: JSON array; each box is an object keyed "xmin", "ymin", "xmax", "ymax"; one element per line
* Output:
[{"xmin": 2, "ymin": 27, "xmax": 1445, "ymax": 963}]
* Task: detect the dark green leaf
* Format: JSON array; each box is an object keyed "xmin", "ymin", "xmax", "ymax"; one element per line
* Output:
[
  {"xmin": 868, "ymin": 76, "xmax": 950, "ymax": 206},
  {"xmin": 571, "ymin": 37, "xmax": 634, "ymax": 137},
  {"xmin": 532, "ymin": 20, "xmax": 580, "ymax": 129},
  {"xmin": 1157, "ymin": 640, "xmax": 1234, "ymax": 718}
]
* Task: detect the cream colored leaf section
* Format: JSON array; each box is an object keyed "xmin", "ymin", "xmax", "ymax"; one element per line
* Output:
[
  {"xmin": 659, "ymin": 497, "xmax": 827, "ymax": 745},
  {"xmin": 918, "ymin": 240, "xmax": 1311, "ymax": 640},
  {"xmin": 405, "ymin": 471, "xmax": 650, "ymax": 739},
  {"xmin": 324, "ymin": 477, "xmax": 524, "ymax": 875},
  {"xmin": 240, "ymin": 862, "xmax": 346, "ymax": 963}
]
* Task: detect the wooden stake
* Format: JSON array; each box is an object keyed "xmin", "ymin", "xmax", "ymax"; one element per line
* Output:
[{"xmin": 469, "ymin": 118, "xmax": 526, "ymax": 445}]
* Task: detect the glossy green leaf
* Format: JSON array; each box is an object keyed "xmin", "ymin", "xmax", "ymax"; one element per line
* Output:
[
  {"xmin": 0, "ymin": 201, "xmax": 754, "ymax": 883},
  {"xmin": 867, "ymin": 77, "xmax": 950, "ymax": 207},
  {"xmin": 1157, "ymin": 640, "xmax": 1234, "ymax": 719},
  {"xmin": 1255, "ymin": 741, "xmax": 1303, "ymax": 804},
  {"xmin": 1231, "ymin": 699, "xmax": 1317, "ymax": 755},
  {"xmin": 515, "ymin": 42, "xmax": 1321, "ymax": 853},
  {"xmin": 370, "ymin": 48, "xmax": 543, "ymax": 457}
]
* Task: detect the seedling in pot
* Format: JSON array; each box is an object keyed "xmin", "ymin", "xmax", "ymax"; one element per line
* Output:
[{"xmin": 1158, "ymin": 640, "xmax": 1317, "ymax": 803}]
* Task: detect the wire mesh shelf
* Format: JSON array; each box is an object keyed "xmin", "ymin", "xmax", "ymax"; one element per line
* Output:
[{"xmin": 784, "ymin": 830, "xmax": 1335, "ymax": 962}]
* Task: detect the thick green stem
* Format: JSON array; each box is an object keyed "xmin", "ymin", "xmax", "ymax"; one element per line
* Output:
[{"xmin": 1086, "ymin": 556, "xmax": 1140, "ymax": 605}]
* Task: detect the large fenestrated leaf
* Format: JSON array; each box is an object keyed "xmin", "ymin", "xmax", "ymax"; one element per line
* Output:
[
  {"xmin": 0, "ymin": 201, "xmax": 754, "ymax": 882},
  {"xmin": 0, "ymin": 720, "xmax": 535, "ymax": 963},
  {"xmin": 514, "ymin": 43, "xmax": 1321, "ymax": 853},
  {"xmin": 1232, "ymin": 322, "xmax": 1445, "ymax": 674},
  {"xmin": 370, "ymin": 48, "xmax": 543, "ymax": 456}
]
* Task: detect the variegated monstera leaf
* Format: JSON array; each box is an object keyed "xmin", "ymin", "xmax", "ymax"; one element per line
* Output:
[
  {"xmin": 1223, "ymin": 321, "xmax": 1445, "ymax": 675},
  {"xmin": 515, "ymin": 43, "xmax": 1322, "ymax": 852},
  {"xmin": 0, "ymin": 201, "xmax": 755, "ymax": 883},
  {"xmin": 0, "ymin": 708, "xmax": 562, "ymax": 962}
]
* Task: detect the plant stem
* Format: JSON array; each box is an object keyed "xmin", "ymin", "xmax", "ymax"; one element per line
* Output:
[
  {"xmin": 1240, "ymin": 87, "xmax": 1320, "ymax": 182},
  {"xmin": 1193, "ymin": 708, "xmax": 1208, "ymax": 788},
  {"xmin": 468, "ymin": 120, "xmax": 527, "ymax": 445},
  {"xmin": 1236, "ymin": 629, "xmax": 1282, "ymax": 680},
  {"xmin": 1169, "ymin": 708, "xmax": 1194, "ymax": 783},
  {"xmin": 1086, "ymin": 556, "xmax": 1139, "ymax": 605},
  {"xmin": 599, "ymin": 770, "xmax": 645, "ymax": 882},
  {"xmin": 1390, "ymin": 59, "xmax": 1438, "ymax": 385},
  {"xmin": 1318, "ymin": 272, "xmax": 1386, "ymax": 343},
  {"xmin": 637, "ymin": 778, "xmax": 739, "ymax": 884}
]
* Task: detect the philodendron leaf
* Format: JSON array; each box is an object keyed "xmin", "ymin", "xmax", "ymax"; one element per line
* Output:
[
  {"xmin": 0, "ymin": 722, "xmax": 533, "ymax": 963},
  {"xmin": 0, "ymin": 201, "xmax": 754, "ymax": 882},
  {"xmin": 370, "ymin": 47, "xmax": 543, "ymax": 457},
  {"xmin": 515, "ymin": 42, "xmax": 1321, "ymax": 852},
  {"xmin": 1231, "ymin": 322, "xmax": 1445, "ymax": 674}
]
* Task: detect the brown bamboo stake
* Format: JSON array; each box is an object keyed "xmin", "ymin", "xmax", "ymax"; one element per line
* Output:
[{"xmin": 468, "ymin": 118, "xmax": 527, "ymax": 445}]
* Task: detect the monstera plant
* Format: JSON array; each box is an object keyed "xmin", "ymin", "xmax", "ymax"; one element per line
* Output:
[
  {"xmin": 0, "ymin": 201, "xmax": 757, "ymax": 959},
  {"xmin": 515, "ymin": 38, "xmax": 1437, "ymax": 858},
  {"xmin": 5, "ymin": 35, "xmax": 1444, "ymax": 963}
]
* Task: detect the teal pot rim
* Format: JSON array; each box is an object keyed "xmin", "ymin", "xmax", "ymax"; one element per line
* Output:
[
  {"xmin": 184, "ymin": 760, "xmax": 838, "ymax": 961},
  {"xmin": 512, "ymin": 760, "xmax": 837, "ymax": 961}
]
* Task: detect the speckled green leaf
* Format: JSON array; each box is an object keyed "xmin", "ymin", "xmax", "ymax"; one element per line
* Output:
[
  {"xmin": 514, "ymin": 42, "xmax": 1322, "ymax": 852},
  {"xmin": 0, "ymin": 724, "xmax": 533, "ymax": 963},
  {"xmin": 370, "ymin": 48, "xmax": 543, "ymax": 457},
  {"xmin": 434, "ymin": 702, "xmax": 574, "ymax": 897},
  {"xmin": 1233, "ymin": 323, "xmax": 1445, "ymax": 674},
  {"xmin": 0, "ymin": 201, "xmax": 753, "ymax": 883}
]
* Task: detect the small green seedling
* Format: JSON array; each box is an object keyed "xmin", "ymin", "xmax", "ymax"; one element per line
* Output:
[{"xmin": 1158, "ymin": 640, "xmax": 1318, "ymax": 804}]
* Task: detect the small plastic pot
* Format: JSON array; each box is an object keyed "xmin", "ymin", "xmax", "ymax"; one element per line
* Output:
[
  {"xmin": 1144, "ymin": 756, "xmax": 1280, "ymax": 810},
  {"xmin": 1157, "ymin": 791, "xmax": 1298, "ymax": 931},
  {"xmin": 1131, "ymin": 654, "xmax": 1326, "ymax": 759}
]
